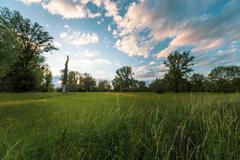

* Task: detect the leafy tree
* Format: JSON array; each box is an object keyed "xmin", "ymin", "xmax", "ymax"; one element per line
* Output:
[
  {"xmin": 129, "ymin": 79, "xmax": 139, "ymax": 89},
  {"xmin": 42, "ymin": 68, "xmax": 54, "ymax": 92},
  {"xmin": 112, "ymin": 77, "xmax": 121, "ymax": 91},
  {"xmin": 112, "ymin": 66, "xmax": 134, "ymax": 91},
  {"xmin": 232, "ymin": 78, "xmax": 240, "ymax": 92},
  {"xmin": 61, "ymin": 56, "xmax": 69, "ymax": 93},
  {"xmin": 68, "ymin": 71, "xmax": 80, "ymax": 92},
  {"xmin": 0, "ymin": 7, "xmax": 57, "ymax": 92},
  {"xmin": 164, "ymin": 51, "xmax": 194, "ymax": 92},
  {"xmin": 190, "ymin": 73, "xmax": 205, "ymax": 92},
  {"xmin": 149, "ymin": 78, "xmax": 164, "ymax": 93},
  {"xmin": 81, "ymin": 73, "xmax": 96, "ymax": 92},
  {"xmin": 202, "ymin": 79, "xmax": 215, "ymax": 92},
  {"xmin": 0, "ymin": 29, "xmax": 21, "ymax": 78},
  {"xmin": 209, "ymin": 66, "xmax": 240, "ymax": 81},
  {"xmin": 138, "ymin": 81, "xmax": 146, "ymax": 91},
  {"xmin": 208, "ymin": 65, "xmax": 240, "ymax": 92},
  {"xmin": 97, "ymin": 80, "xmax": 109, "ymax": 91}
]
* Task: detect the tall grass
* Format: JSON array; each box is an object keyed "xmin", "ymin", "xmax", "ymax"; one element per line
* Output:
[{"xmin": 0, "ymin": 92, "xmax": 239, "ymax": 159}]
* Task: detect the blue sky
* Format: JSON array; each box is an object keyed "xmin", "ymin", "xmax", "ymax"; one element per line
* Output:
[{"xmin": 1, "ymin": 0, "xmax": 240, "ymax": 81}]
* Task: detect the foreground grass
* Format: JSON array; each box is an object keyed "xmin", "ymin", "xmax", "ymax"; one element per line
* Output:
[{"xmin": 0, "ymin": 92, "xmax": 239, "ymax": 160}]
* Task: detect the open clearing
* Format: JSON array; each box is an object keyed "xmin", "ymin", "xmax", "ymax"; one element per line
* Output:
[{"xmin": 0, "ymin": 92, "xmax": 239, "ymax": 159}]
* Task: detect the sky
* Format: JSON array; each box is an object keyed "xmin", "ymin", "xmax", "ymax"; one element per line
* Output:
[{"xmin": 1, "ymin": 0, "xmax": 240, "ymax": 82}]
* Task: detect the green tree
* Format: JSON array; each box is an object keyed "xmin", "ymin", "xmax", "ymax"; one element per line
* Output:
[
  {"xmin": 42, "ymin": 68, "xmax": 54, "ymax": 92},
  {"xmin": 61, "ymin": 56, "xmax": 69, "ymax": 93},
  {"xmin": 164, "ymin": 51, "xmax": 194, "ymax": 92},
  {"xmin": 137, "ymin": 81, "xmax": 146, "ymax": 91},
  {"xmin": 81, "ymin": 73, "xmax": 96, "ymax": 92},
  {"xmin": 112, "ymin": 66, "xmax": 134, "ymax": 91},
  {"xmin": 232, "ymin": 78, "xmax": 240, "ymax": 92},
  {"xmin": 97, "ymin": 80, "xmax": 109, "ymax": 91},
  {"xmin": 208, "ymin": 65, "xmax": 240, "ymax": 92},
  {"xmin": 0, "ymin": 29, "xmax": 21, "ymax": 78},
  {"xmin": 112, "ymin": 77, "xmax": 121, "ymax": 91},
  {"xmin": 203, "ymin": 79, "xmax": 215, "ymax": 92},
  {"xmin": 209, "ymin": 66, "xmax": 240, "ymax": 81},
  {"xmin": 190, "ymin": 73, "xmax": 205, "ymax": 92},
  {"xmin": 149, "ymin": 78, "xmax": 164, "ymax": 93},
  {"xmin": 0, "ymin": 7, "xmax": 57, "ymax": 92},
  {"xmin": 68, "ymin": 71, "xmax": 80, "ymax": 92}
]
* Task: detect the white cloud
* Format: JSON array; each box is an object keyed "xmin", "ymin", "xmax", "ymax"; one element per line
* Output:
[
  {"xmin": 60, "ymin": 32, "xmax": 68, "ymax": 39},
  {"xmin": 60, "ymin": 30, "xmax": 99, "ymax": 47},
  {"xmin": 53, "ymin": 41, "xmax": 61, "ymax": 48},
  {"xmin": 93, "ymin": 58, "xmax": 111, "ymax": 64},
  {"xmin": 133, "ymin": 65, "xmax": 155, "ymax": 79},
  {"xmin": 84, "ymin": 0, "xmax": 102, "ymax": 7},
  {"xmin": 107, "ymin": 25, "xmax": 111, "ymax": 31},
  {"xmin": 149, "ymin": 61, "xmax": 156, "ymax": 65},
  {"xmin": 20, "ymin": 0, "xmax": 101, "ymax": 19},
  {"xmin": 115, "ymin": 33, "xmax": 149, "ymax": 57},
  {"xmin": 64, "ymin": 25, "xmax": 71, "ymax": 31},
  {"xmin": 70, "ymin": 58, "xmax": 111, "ymax": 71},
  {"xmin": 42, "ymin": 0, "xmax": 89, "ymax": 19},
  {"xmin": 112, "ymin": 30, "xmax": 117, "ymax": 36},
  {"xmin": 133, "ymin": 65, "xmax": 149, "ymax": 74},
  {"xmin": 19, "ymin": 0, "xmax": 41, "ymax": 5},
  {"xmin": 103, "ymin": 0, "xmax": 122, "ymax": 23},
  {"xmin": 133, "ymin": 63, "xmax": 168, "ymax": 79},
  {"xmin": 92, "ymin": 0, "xmax": 102, "ymax": 7},
  {"xmin": 80, "ymin": 50, "xmax": 99, "ymax": 58},
  {"xmin": 157, "ymin": 64, "xmax": 169, "ymax": 72},
  {"xmin": 45, "ymin": 51, "xmax": 113, "ymax": 76}
]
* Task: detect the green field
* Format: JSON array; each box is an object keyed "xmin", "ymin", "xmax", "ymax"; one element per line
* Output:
[{"xmin": 0, "ymin": 92, "xmax": 239, "ymax": 159}]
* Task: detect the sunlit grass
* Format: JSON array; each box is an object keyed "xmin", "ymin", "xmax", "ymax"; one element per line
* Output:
[{"xmin": 0, "ymin": 92, "xmax": 239, "ymax": 159}]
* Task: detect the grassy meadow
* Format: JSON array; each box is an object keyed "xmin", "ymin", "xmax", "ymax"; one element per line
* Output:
[{"xmin": 0, "ymin": 92, "xmax": 239, "ymax": 159}]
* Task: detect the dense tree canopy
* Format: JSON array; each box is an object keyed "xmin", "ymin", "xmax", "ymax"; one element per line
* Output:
[
  {"xmin": 0, "ymin": 29, "xmax": 21, "ymax": 78},
  {"xmin": 68, "ymin": 71, "xmax": 80, "ymax": 92},
  {"xmin": 98, "ymin": 80, "xmax": 110, "ymax": 92},
  {"xmin": 190, "ymin": 73, "xmax": 205, "ymax": 92},
  {"xmin": 208, "ymin": 65, "xmax": 240, "ymax": 92},
  {"xmin": 0, "ymin": 7, "xmax": 57, "ymax": 92},
  {"xmin": 60, "ymin": 70, "xmax": 97, "ymax": 92},
  {"xmin": 164, "ymin": 51, "xmax": 194, "ymax": 92},
  {"xmin": 112, "ymin": 66, "xmax": 135, "ymax": 91},
  {"xmin": 149, "ymin": 78, "xmax": 164, "ymax": 93},
  {"xmin": 81, "ymin": 73, "xmax": 96, "ymax": 92}
]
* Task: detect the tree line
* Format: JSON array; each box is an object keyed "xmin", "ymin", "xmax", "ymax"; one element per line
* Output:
[
  {"xmin": 149, "ymin": 51, "xmax": 240, "ymax": 93},
  {"xmin": 57, "ymin": 51, "xmax": 240, "ymax": 93},
  {"xmin": 0, "ymin": 7, "xmax": 239, "ymax": 93}
]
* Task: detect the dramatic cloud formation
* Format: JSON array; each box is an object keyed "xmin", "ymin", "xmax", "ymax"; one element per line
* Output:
[
  {"xmin": 109, "ymin": 0, "xmax": 240, "ymax": 58},
  {"xmin": 15, "ymin": 0, "xmax": 240, "ymax": 79}
]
